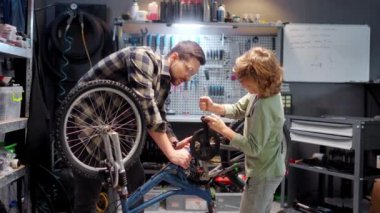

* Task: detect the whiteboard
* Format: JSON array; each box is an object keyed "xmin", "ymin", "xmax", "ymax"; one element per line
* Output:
[{"xmin": 283, "ymin": 24, "xmax": 370, "ymax": 82}]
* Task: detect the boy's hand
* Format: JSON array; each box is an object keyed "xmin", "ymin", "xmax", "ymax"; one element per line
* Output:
[
  {"xmin": 199, "ymin": 96, "xmax": 213, "ymax": 111},
  {"xmin": 203, "ymin": 114, "xmax": 228, "ymax": 134}
]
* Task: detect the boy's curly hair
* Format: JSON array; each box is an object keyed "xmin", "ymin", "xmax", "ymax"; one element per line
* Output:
[{"xmin": 233, "ymin": 47, "xmax": 283, "ymax": 98}]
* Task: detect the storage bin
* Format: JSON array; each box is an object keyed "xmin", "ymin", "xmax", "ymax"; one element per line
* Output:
[
  {"xmin": 215, "ymin": 192, "xmax": 241, "ymax": 211},
  {"xmin": 144, "ymin": 188, "xmax": 162, "ymax": 211},
  {"xmin": 165, "ymin": 194, "xmax": 207, "ymax": 211},
  {"xmin": 0, "ymin": 86, "xmax": 23, "ymax": 121},
  {"xmin": 165, "ymin": 194, "xmax": 185, "ymax": 211}
]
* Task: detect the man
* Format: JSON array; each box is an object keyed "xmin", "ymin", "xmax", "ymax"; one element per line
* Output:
[{"xmin": 74, "ymin": 40, "xmax": 206, "ymax": 212}]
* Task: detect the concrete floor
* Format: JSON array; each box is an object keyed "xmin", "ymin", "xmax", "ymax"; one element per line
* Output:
[{"xmin": 142, "ymin": 201, "xmax": 283, "ymax": 213}]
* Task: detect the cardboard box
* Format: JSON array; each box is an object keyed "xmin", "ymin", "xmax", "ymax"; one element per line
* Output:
[{"xmin": 370, "ymin": 179, "xmax": 380, "ymax": 213}]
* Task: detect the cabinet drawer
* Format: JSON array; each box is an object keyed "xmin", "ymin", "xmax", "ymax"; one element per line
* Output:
[
  {"xmin": 290, "ymin": 120, "xmax": 353, "ymax": 137},
  {"xmin": 290, "ymin": 129, "xmax": 352, "ymax": 150}
]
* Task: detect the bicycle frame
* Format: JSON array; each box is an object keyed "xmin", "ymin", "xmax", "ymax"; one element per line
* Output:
[
  {"xmin": 208, "ymin": 153, "xmax": 244, "ymax": 178},
  {"xmin": 123, "ymin": 164, "xmax": 214, "ymax": 213},
  {"xmin": 102, "ymin": 131, "xmax": 215, "ymax": 213}
]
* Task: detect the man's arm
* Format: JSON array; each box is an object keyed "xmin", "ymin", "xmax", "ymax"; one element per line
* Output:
[{"xmin": 158, "ymin": 101, "xmax": 178, "ymax": 144}]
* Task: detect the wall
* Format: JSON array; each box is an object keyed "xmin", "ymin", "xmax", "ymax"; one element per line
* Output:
[
  {"xmin": 45, "ymin": 0, "xmax": 380, "ymax": 80},
  {"xmin": 222, "ymin": 0, "xmax": 380, "ymax": 117},
  {"xmin": 40, "ymin": 0, "xmax": 380, "ymax": 117}
]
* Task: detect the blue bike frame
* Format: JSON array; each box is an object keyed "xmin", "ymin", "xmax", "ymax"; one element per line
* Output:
[{"xmin": 120, "ymin": 163, "xmax": 214, "ymax": 213}]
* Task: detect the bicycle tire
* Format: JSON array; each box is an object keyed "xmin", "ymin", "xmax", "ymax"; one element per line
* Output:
[
  {"xmin": 35, "ymin": 184, "xmax": 56, "ymax": 213},
  {"xmin": 55, "ymin": 80, "xmax": 146, "ymax": 178},
  {"xmin": 31, "ymin": 165, "xmax": 73, "ymax": 213},
  {"xmin": 50, "ymin": 10, "xmax": 103, "ymax": 62}
]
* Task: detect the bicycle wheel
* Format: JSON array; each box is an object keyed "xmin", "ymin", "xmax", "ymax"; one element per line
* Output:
[
  {"xmin": 55, "ymin": 80, "xmax": 146, "ymax": 178},
  {"xmin": 31, "ymin": 165, "xmax": 73, "ymax": 213}
]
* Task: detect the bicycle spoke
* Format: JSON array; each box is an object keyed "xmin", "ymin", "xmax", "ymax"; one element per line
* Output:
[
  {"xmin": 66, "ymin": 137, "xmax": 90, "ymax": 148},
  {"xmin": 99, "ymin": 91, "xmax": 110, "ymax": 124},
  {"xmin": 70, "ymin": 104, "xmax": 103, "ymax": 127},
  {"xmin": 113, "ymin": 124, "xmax": 138, "ymax": 131},
  {"xmin": 114, "ymin": 122, "xmax": 137, "ymax": 133},
  {"xmin": 110, "ymin": 107, "xmax": 136, "ymax": 127},
  {"xmin": 90, "ymin": 91, "xmax": 107, "ymax": 124},
  {"xmin": 120, "ymin": 137, "xmax": 135, "ymax": 157},
  {"xmin": 105, "ymin": 91, "xmax": 129, "ymax": 127},
  {"xmin": 85, "ymin": 92, "xmax": 104, "ymax": 125}
]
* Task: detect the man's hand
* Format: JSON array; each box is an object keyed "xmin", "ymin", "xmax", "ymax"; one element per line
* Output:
[
  {"xmin": 148, "ymin": 130, "xmax": 192, "ymax": 169},
  {"xmin": 168, "ymin": 148, "xmax": 192, "ymax": 169}
]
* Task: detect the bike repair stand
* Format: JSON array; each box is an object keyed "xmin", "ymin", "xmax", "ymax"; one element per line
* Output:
[{"xmin": 102, "ymin": 131, "xmax": 216, "ymax": 213}]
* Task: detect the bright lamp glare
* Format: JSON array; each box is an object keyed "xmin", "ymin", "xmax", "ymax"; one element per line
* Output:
[{"xmin": 173, "ymin": 23, "xmax": 202, "ymax": 29}]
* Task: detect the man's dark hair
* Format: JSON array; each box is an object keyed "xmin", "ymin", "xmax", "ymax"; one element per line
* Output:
[{"xmin": 168, "ymin": 40, "xmax": 206, "ymax": 65}]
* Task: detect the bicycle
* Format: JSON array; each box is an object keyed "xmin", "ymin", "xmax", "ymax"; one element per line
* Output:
[
  {"xmin": 55, "ymin": 79, "xmax": 223, "ymax": 212},
  {"xmin": 54, "ymin": 79, "xmax": 289, "ymax": 212}
]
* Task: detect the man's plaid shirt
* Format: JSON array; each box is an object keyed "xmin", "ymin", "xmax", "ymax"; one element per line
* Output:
[{"xmin": 78, "ymin": 46, "xmax": 176, "ymax": 138}]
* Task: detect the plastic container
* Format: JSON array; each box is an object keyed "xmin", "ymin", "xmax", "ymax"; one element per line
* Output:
[
  {"xmin": 217, "ymin": 4, "xmax": 225, "ymax": 22},
  {"xmin": 0, "ymin": 141, "xmax": 17, "ymax": 153},
  {"xmin": 130, "ymin": 0, "xmax": 139, "ymax": 20},
  {"xmin": 203, "ymin": 0, "xmax": 210, "ymax": 22},
  {"xmin": 147, "ymin": 1, "xmax": 159, "ymax": 21},
  {"xmin": 144, "ymin": 188, "xmax": 162, "ymax": 211},
  {"xmin": 211, "ymin": 0, "xmax": 218, "ymax": 22},
  {"xmin": 135, "ymin": 10, "xmax": 148, "ymax": 21},
  {"xmin": 215, "ymin": 192, "xmax": 241, "ymax": 211},
  {"xmin": 165, "ymin": 194, "xmax": 207, "ymax": 211},
  {"xmin": 0, "ymin": 86, "xmax": 23, "ymax": 121}
]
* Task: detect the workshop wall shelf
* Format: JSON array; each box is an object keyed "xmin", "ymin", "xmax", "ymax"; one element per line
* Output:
[{"xmin": 0, "ymin": 0, "xmax": 34, "ymax": 212}]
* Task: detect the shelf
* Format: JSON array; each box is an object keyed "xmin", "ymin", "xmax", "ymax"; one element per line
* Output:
[
  {"xmin": 0, "ymin": 165, "xmax": 26, "ymax": 188},
  {"xmin": 289, "ymin": 163, "xmax": 380, "ymax": 181},
  {"xmin": 289, "ymin": 163, "xmax": 354, "ymax": 180},
  {"xmin": 0, "ymin": 118, "xmax": 28, "ymax": 134},
  {"xmin": 122, "ymin": 21, "xmax": 283, "ymax": 36},
  {"xmin": 0, "ymin": 43, "xmax": 32, "ymax": 58}
]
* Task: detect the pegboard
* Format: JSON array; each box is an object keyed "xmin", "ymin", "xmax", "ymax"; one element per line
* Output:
[{"xmin": 121, "ymin": 26, "xmax": 282, "ymax": 115}]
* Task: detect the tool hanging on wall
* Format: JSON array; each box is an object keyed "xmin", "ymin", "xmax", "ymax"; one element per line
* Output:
[
  {"xmin": 120, "ymin": 22, "xmax": 280, "ymax": 115},
  {"xmin": 147, "ymin": 34, "xmax": 153, "ymax": 48},
  {"xmin": 162, "ymin": 34, "xmax": 169, "ymax": 55},
  {"xmin": 140, "ymin": 27, "xmax": 148, "ymax": 46},
  {"xmin": 155, "ymin": 34, "xmax": 161, "ymax": 55}
]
